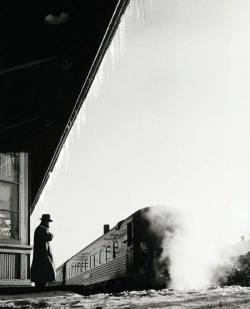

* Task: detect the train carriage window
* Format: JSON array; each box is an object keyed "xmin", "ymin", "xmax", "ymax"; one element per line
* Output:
[
  {"xmin": 77, "ymin": 263, "xmax": 81, "ymax": 274},
  {"xmin": 106, "ymin": 246, "xmax": 111, "ymax": 262},
  {"xmin": 127, "ymin": 222, "xmax": 133, "ymax": 246},
  {"xmin": 99, "ymin": 249, "xmax": 104, "ymax": 264},
  {"xmin": 94, "ymin": 253, "xmax": 98, "ymax": 267},
  {"xmin": 84, "ymin": 258, "xmax": 89, "ymax": 271},
  {"xmin": 113, "ymin": 241, "xmax": 118, "ymax": 259},
  {"xmin": 90, "ymin": 255, "xmax": 94, "ymax": 269}
]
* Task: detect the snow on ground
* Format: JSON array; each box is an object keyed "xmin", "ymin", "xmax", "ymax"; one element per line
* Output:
[{"xmin": 1, "ymin": 286, "xmax": 250, "ymax": 308}]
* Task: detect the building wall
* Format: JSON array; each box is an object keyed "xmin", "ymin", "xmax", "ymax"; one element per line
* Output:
[{"xmin": 0, "ymin": 153, "xmax": 32, "ymax": 286}]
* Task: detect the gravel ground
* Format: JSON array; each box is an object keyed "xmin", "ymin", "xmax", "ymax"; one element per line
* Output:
[{"xmin": 1, "ymin": 286, "xmax": 250, "ymax": 308}]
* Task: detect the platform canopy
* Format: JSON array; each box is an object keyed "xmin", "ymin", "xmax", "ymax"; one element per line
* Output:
[{"xmin": 0, "ymin": 0, "xmax": 128, "ymax": 210}]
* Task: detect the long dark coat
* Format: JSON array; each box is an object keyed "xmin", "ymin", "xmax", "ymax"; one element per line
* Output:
[{"xmin": 31, "ymin": 224, "xmax": 55, "ymax": 283}]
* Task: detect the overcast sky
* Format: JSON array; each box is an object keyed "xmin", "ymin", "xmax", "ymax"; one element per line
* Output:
[{"xmin": 31, "ymin": 0, "xmax": 250, "ymax": 267}]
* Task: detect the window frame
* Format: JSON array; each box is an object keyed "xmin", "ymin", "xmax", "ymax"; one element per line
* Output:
[{"xmin": 0, "ymin": 153, "xmax": 21, "ymax": 244}]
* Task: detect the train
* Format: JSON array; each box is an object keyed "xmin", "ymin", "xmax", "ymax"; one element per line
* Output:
[{"xmin": 56, "ymin": 207, "xmax": 170, "ymax": 291}]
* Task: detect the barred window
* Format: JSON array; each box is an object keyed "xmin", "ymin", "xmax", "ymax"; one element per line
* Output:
[{"xmin": 0, "ymin": 154, "xmax": 19, "ymax": 241}]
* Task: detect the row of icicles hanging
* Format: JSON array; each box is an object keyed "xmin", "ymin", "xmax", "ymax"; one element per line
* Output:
[{"xmin": 38, "ymin": 0, "xmax": 153, "ymax": 203}]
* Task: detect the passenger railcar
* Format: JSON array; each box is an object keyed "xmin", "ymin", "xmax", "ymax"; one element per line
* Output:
[{"xmin": 56, "ymin": 207, "xmax": 169, "ymax": 290}]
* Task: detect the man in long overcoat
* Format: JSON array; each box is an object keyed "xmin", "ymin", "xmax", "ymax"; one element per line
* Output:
[{"xmin": 31, "ymin": 214, "xmax": 55, "ymax": 287}]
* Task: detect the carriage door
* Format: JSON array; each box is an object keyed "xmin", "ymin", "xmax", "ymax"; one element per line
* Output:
[{"xmin": 126, "ymin": 221, "xmax": 133, "ymax": 267}]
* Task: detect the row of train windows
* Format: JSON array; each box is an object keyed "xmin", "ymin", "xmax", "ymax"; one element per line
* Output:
[{"xmin": 68, "ymin": 242, "xmax": 119, "ymax": 277}]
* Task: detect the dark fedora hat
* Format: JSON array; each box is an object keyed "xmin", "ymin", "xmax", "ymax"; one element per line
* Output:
[{"xmin": 40, "ymin": 214, "xmax": 53, "ymax": 222}]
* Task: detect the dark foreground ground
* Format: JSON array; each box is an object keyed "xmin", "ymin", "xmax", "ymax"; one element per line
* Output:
[{"xmin": 1, "ymin": 286, "xmax": 250, "ymax": 308}]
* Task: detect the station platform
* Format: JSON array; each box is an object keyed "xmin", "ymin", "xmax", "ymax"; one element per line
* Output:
[{"xmin": 1, "ymin": 286, "xmax": 250, "ymax": 308}]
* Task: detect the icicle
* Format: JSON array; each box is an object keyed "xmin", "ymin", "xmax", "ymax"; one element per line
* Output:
[
  {"xmin": 120, "ymin": 17, "xmax": 126, "ymax": 56},
  {"xmin": 109, "ymin": 42, "xmax": 116, "ymax": 69},
  {"xmin": 98, "ymin": 59, "xmax": 105, "ymax": 88},
  {"xmin": 80, "ymin": 103, "xmax": 87, "ymax": 125},
  {"xmin": 135, "ymin": 0, "xmax": 141, "ymax": 24},
  {"xmin": 75, "ymin": 112, "xmax": 81, "ymax": 139}
]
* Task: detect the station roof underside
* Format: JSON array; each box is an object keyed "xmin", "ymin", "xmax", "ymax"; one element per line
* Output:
[{"xmin": 0, "ymin": 0, "xmax": 128, "ymax": 210}]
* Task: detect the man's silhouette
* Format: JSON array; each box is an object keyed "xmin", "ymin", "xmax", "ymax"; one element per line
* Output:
[{"xmin": 31, "ymin": 214, "xmax": 55, "ymax": 287}]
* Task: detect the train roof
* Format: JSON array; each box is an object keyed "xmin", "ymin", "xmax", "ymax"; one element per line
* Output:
[{"xmin": 57, "ymin": 207, "xmax": 148, "ymax": 267}]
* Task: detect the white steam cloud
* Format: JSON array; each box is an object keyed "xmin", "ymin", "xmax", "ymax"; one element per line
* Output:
[{"xmin": 146, "ymin": 205, "xmax": 250, "ymax": 290}]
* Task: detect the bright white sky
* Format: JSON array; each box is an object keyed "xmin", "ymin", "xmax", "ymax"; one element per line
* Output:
[{"xmin": 31, "ymin": 0, "xmax": 250, "ymax": 268}]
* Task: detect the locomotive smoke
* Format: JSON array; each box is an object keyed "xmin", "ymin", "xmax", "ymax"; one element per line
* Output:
[{"xmin": 146, "ymin": 205, "xmax": 250, "ymax": 290}]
